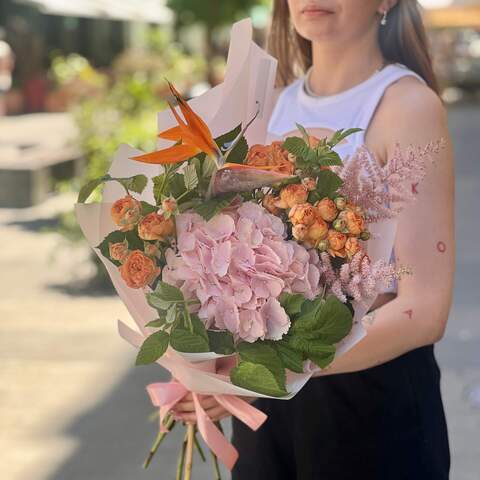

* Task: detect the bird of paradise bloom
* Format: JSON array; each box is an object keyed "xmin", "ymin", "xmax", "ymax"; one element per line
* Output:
[
  {"xmin": 131, "ymin": 80, "xmax": 224, "ymax": 167},
  {"xmin": 131, "ymin": 80, "xmax": 296, "ymax": 196}
]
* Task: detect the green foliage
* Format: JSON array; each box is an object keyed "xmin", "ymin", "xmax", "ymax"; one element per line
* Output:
[
  {"xmin": 207, "ymin": 331, "xmax": 235, "ymax": 355},
  {"xmin": 147, "ymin": 282, "xmax": 185, "ymax": 311},
  {"xmin": 278, "ymin": 292, "xmax": 305, "ymax": 317},
  {"xmin": 230, "ymin": 362, "xmax": 288, "ymax": 397},
  {"xmin": 77, "ymin": 174, "xmax": 147, "ymax": 203},
  {"xmin": 136, "ymin": 330, "xmax": 170, "ymax": 365},
  {"xmin": 170, "ymin": 315, "xmax": 210, "ymax": 353},
  {"xmin": 193, "ymin": 193, "xmax": 237, "ymax": 220},
  {"xmin": 167, "ymin": 0, "xmax": 261, "ymax": 29},
  {"xmin": 217, "ymin": 124, "xmax": 248, "ymax": 165},
  {"xmin": 238, "ymin": 341, "xmax": 286, "ymax": 391}
]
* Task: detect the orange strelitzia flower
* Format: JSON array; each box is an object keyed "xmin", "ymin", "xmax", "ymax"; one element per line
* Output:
[{"xmin": 131, "ymin": 80, "xmax": 222, "ymax": 165}]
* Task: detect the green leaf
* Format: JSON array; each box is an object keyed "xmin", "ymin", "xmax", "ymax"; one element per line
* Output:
[
  {"xmin": 147, "ymin": 282, "xmax": 184, "ymax": 311},
  {"xmin": 202, "ymin": 156, "xmax": 217, "ymax": 179},
  {"xmin": 145, "ymin": 318, "xmax": 167, "ymax": 328},
  {"xmin": 207, "ymin": 331, "xmax": 235, "ymax": 355},
  {"xmin": 313, "ymin": 169, "xmax": 344, "ymax": 199},
  {"xmin": 169, "ymin": 315, "xmax": 209, "ymax": 353},
  {"xmin": 308, "ymin": 347, "xmax": 336, "ymax": 369},
  {"xmin": 117, "ymin": 174, "xmax": 148, "ymax": 194},
  {"xmin": 193, "ymin": 193, "xmax": 237, "ymax": 221},
  {"xmin": 215, "ymin": 124, "xmax": 241, "ymax": 151},
  {"xmin": 238, "ymin": 341, "xmax": 286, "ymax": 391},
  {"xmin": 275, "ymin": 340, "xmax": 305, "ymax": 374},
  {"xmin": 230, "ymin": 362, "xmax": 288, "ymax": 397},
  {"xmin": 135, "ymin": 330, "xmax": 169, "ymax": 365},
  {"xmin": 327, "ymin": 128, "xmax": 363, "ymax": 148},
  {"xmin": 165, "ymin": 306, "xmax": 177, "ymax": 324},
  {"xmin": 295, "ymin": 122, "xmax": 310, "ymax": 143},
  {"xmin": 278, "ymin": 292, "xmax": 305, "ymax": 317},
  {"xmin": 224, "ymin": 136, "xmax": 248, "ymax": 164},
  {"xmin": 291, "ymin": 295, "xmax": 353, "ymax": 344},
  {"xmin": 310, "ymin": 295, "xmax": 353, "ymax": 344},
  {"xmin": 77, "ymin": 175, "xmax": 110, "ymax": 203},
  {"xmin": 318, "ymin": 151, "xmax": 343, "ymax": 167},
  {"xmin": 184, "ymin": 163, "xmax": 199, "ymax": 191},
  {"xmin": 141, "ymin": 201, "xmax": 157, "ymax": 215},
  {"xmin": 282, "ymin": 136, "xmax": 309, "ymax": 159}
]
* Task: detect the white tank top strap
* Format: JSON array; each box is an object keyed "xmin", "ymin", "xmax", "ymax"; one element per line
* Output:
[{"xmin": 355, "ymin": 62, "xmax": 427, "ymax": 143}]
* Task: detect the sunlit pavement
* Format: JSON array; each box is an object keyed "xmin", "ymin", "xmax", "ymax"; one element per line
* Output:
[{"xmin": 0, "ymin": 103, "xmax": 479, "ymax": 480}]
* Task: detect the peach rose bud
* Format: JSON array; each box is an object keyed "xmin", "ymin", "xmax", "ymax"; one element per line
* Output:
[
  {"xmin": 345, "ymin": 209, "xmax": 365, "ymax": 235},
  {"xmin": 345, "ymin": 236, "xmax": 362, "ymax": 258},
  {"xmin": 301, "ymin": 177, "xmax": 317, "ymax": 191},
  {"xmin": 161, "ymin": 197, "xmax": 178, "ymax": 215},
  {"xmin": 332, "ymin": 217, "xmax": 348, "ymax": 233},
  {"xmin": 144, "ymin": 242, "xmax": 161, "ymax": 258},
  {"xmin": 327, "ymin": 229, "xmax": 347, "ymax": 252},
  {"xmin": 262, "ymin": 194, "xmax": 281, "ymax": 216},
  {"xmin": 317, "ymin": 239, "xmax": 328, "ymax": 252},
  {"xmin": 316, "ymin": 197, "xmax": 338, "ymax": 222},
  {"xmin": 360, "ymin": 230, "xmax": 371, "ymax": 241},
  {"xmin": 306, "ymin": 217, "xmax": 329, "ymax": 245},
  {"xmin": 292, "ymin": 224, "xmax": 308, "ymax": 241},
  {"xmin": 289, "ymin": 203, "xmax": 317, "ymax": 226},
  {"xmin": 111, "ymin": 195, "xmax": 142, "ymax": 232},
  {"xmin": 109, "ymin": 241, "xmax": 129, "ymax": 263},
  {"xmin": 275, "ymin": 183, "xmax": 309, "ymax": 209},
  {"xmin": 138, "ymin": 212, "xmax": 175, "ymax": 241},
  {"xmin": 119, "ymin": 250, "xmax": 160, "ymax": 289},
  {"xmin": 333, "ymin": 196, "xmax": 347, "ymax": 210}
]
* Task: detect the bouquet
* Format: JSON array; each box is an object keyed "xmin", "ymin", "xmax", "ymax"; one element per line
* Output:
[{"xmin": 75, "ymin": 18, "xmax": 442, "ymax": 480}]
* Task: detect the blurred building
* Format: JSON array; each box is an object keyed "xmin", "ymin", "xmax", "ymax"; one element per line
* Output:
[
  {"xmin": 0, "ymin": 0, "xmax": 173, "ymax": 114},
  {"xmin": 422, "ymin": 0, "xmax": 480, "ymax": 96}
]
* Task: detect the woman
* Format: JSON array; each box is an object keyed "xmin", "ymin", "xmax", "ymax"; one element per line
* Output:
[{"xmin": 173, "ymin": 1, "xmax": 455, "ymax": 478}]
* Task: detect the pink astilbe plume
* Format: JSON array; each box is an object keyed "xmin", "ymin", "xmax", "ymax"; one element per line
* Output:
[
  {"xmin": 318, "ymin": 251, "xmax": 412, "ymax": 306},
  {"xmin": 331, "ymin": 139, "xmax": 445, "ymax": 223}
]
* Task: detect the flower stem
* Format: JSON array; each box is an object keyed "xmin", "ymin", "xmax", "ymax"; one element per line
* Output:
[
  {"xmin": 143, "ymin": 415, "xmax": 175, "ymax": 469},
  {"xmin": 210, "ymin": 450, "xmax": 222, "ymax": 480},
  {"xmin": 183, "ymin": 424, "xmax": 195, "ymax": 480},
  {"xmin": 176, "ymin": 430, "xmax": 188, "ymax": 480},
  {"xmin": 193, "ymin": 431, "xmax": 206, "ymax": 462}
]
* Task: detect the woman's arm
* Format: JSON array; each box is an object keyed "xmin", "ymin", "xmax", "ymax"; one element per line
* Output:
[{"xmin": 315, "ymin": 78, "xmax": 456, "ymax": 376}]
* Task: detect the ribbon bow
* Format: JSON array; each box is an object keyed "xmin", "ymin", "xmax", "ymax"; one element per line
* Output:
[{"xmin": 147, "ymin": 380, "xmax": 267, "ymax": 470}]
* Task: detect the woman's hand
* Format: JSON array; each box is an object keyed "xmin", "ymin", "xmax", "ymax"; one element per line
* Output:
[{"xmin": 172, "ymin": 393, "xmax": 256, "ymax": 424}]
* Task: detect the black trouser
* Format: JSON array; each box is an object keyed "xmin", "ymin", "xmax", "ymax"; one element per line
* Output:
[{"xmin": 231, "ymin": 345, "xmax": 450, "ymax": 480}]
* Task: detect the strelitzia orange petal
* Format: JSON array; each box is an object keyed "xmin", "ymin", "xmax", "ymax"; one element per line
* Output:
[
  {"xmin": 158, "ymin": 125, "xmax": 183, "ymax": 141},
  {"xmin": 132, "ymin": 144, "xmax": 200, "ymax": 165},
  {"xmin": 167, "ymin": 81, "xmax": 219, "ymax": 158}
]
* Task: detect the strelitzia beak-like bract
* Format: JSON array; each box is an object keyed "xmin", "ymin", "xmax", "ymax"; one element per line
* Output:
[{"xmin": 131, "ymin": 80, "xmax": 222, "ymax": 166}]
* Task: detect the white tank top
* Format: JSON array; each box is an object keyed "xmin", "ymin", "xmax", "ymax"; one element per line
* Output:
[{"xmin": 267, "ymin": 62, "xmax": 426, "ymax": 294}]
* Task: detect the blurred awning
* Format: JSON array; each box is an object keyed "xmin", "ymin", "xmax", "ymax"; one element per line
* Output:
[
  {"xmin": 14, "ymin": 0, "xmax": 174, "ymax": 24},
  {"xmin": 423, "ymin": 5, "xmax": 480, "ymax": 28}
]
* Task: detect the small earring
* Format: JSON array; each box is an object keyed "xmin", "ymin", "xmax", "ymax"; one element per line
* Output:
[{"xmin": 380, "ymin": 10, "xmax": 388, "ymax": 26}]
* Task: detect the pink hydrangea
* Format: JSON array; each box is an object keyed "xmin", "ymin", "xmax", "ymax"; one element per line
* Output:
[{"xmin": 162, "ymin": 202, "xmax": 321, "ymax": 343}]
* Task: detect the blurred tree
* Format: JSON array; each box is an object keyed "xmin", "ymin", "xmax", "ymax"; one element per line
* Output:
[{"xmin": 167, "ymin": 0, "xmax": 265, "ymax": 84}]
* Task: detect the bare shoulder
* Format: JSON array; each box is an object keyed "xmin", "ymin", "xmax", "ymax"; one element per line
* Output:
[
  {"xmin": 367, "ymin": 75, "xmax": 448, "ymax": 166},
  {"xmin": 382, "ymin": 76, "xmax": 446, "ymax": 127}
]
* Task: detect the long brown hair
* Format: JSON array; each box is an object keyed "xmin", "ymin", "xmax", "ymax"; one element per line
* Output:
[{"xmin": 267, "ymin": 0, "xmax": 439, "ymax": 94}]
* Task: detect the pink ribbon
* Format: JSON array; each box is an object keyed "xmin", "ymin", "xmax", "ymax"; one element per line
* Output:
[{"xmin": 146, "ymin": 380, "xmax": 267, "ymax": 470}]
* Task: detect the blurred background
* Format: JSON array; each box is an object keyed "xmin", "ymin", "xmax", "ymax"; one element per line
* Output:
[{"xmin": 0, "ymin": 0, "xmax": 479, "ymax": 479}]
